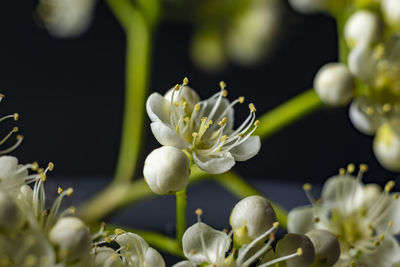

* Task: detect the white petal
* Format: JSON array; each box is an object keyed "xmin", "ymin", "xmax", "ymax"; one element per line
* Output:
[
  {"xmin": 348, "ymin": 43, "xmax": 376, "ymax": 83},
  {"xmin": 115, "ymin": 232, "xmax": 149, "ymax": 258},
  {"xmin": 145, "ymin": 247, "xmax": 165, "ymax": 267},
  {"xmin": 358, "ymin": 235, "xmax": 400, "ymax": 267},
  {"xmin": 146, "ymin": 93, "xmax": 171, "ymax": 123},
  {"xmin": 164, "ymin": 85, "xmax": 200, "ymax": 107},
  {"xmin": 150, "ymin": 122, "xmax": 190, "ymax": 149},
  {"xmin": 182, "ymin": 222, "xmax": 230, "ymax": 265},
  {"xmin": 199, "ymin": 97, "xmax": 234, "ymax": 133},
  {"xmin": 172, "ymin": 261, "xmax": 196, "ymax": 267},
  {"xmin": 321, "ymin": 175, "xmax": 364, "ymax": 215},
  {"xmin": 193, "ymin": 152, "xmax": 235, "ymax": 174},
  {"xmin": 230, "ymin": 136, "xmax": 261, "ymax": 161},
  {"xmin": 375, "ymin": 193, "xmax": 400, "ymax": 235},
  {"xmin": 288, "ymin": 206, "xmax": 315, "ymax": 234},
  {"xmin": 373, "ymin": 123, "xmax": 400, "ymax": 172},
  {"xmin": 349, "ymin": 97, "xmax": 383, "ymax": 135}
]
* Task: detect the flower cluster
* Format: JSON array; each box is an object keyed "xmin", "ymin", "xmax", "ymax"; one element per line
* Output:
[
  {"xmin": 288, "ymin": 164, "xmax": 400, "ymax": 267},
  {"xmin": 174, "ymin": 196, "xmax": 340, "ymax": 267},
  {"xmin": 144, "ymin": 78, "xmax": 261, "ymax": 195}
]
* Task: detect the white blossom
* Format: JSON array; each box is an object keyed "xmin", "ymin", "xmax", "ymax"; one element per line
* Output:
[
  {"xmin": 146, "ymin": 79, "xmax": 261, "ymax": 174},
  {"xmin": 381, "ymin": 0, "xmax": 400, "ymax": 30},
  {"xmin": 288, "ymin": 165, "xmax": 400, "ymax": 267},
  {"xmin": 344, "ymin": 11, "xmax": 382, "ymax": 49}
]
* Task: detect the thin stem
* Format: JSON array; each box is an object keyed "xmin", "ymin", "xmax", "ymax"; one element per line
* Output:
[
  {"xmin": 176, "ymin": 188, "xmax": 187, "ymax": 246},
  {"xmin": 213, "ymin": 171, "xmax": 288, "ymax": 229},
  {"xmin": 254, "ymin": 89, "xmax": 323, "ymax": 140}
]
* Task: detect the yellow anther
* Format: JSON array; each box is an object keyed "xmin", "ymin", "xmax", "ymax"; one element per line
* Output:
[
  {"xmin": 32, "ymin": 162, "xmax": 39, "ymax": 171},
  {"xmin": 359, "ymin": 164, "xmax": 368, "ymax": 173},
  {"xmin": 39, "ymin": 173, "xmax": 46, "ymax": 182},
  {"xmin": 69, "ymin": 206, "xmax": 76, "ymax": 214},
  {"xmin": 195, "ymin": 208, "xmax": 203, "ymax": 216},
  {"xmin": 394, "ymin": 194, "xmax": 399, "ymax": 200},
  {"xmin": 38, "ymin": 168, "xmax": 44, "ymax": 174},
  {"xmin": 174, "ymin": 84, "xmax": 180, "ymax": 91},
  {"xmin": 273, "ymin": 222, "xmax": 279, "ymax": 228},
  {"xmin": 303, "ymin": 183, "xmax": 312, "ymax": 191},
  {"xmin": 12, "ymin": 127, "xmax": 18, "ymax": 132},
  {"xmin": 374, "ymin": 240, "xmax": 380, "ymax": 246},
  {"xmin": 222, "ymin": 89, "xmax": 228, "ymax": 97},
  {"xmin": 221, "ymin": 135, "xmax": 228, "ymax": 143},
  {"xmin": 388, "ymin": 221, "xmax": 393, "ymax": 228},
  {"xmin": 297, "ymin": 248, "xmax": 303, "ymax": 256},
  {"xmin": 183, "ymin": 117, "xmax": 190, "ymax": 123},
  {"xmin": 207, "ymin": 120, "xmax": 213, "ymax": 126},
  {"xmin": 366, "ymin": 106, "xmax": 375, "ymax": 115},
  {"xmin": 385, "ymin": 180, "xmax": 395, "ymax": 192},
  {"xmin": 183, "ymin": 77, "xmax": 189, "ymax": 85},
  {"xmin": 347, "ymin": 163, "xmax": 355, "ymax": 173},
  {"xmin": 218, "ymin": 117, "xmax": 227, "ymax": 126},
  {"xmin": 114, "ymin": 228, "xmax": 125, "ymax": 235},
  {"xmin": 192, "ymin": 132, "xmax": 198, "ymax": 138},
  {"xmin": 238, "ymin": 133, "xmax": 244, "ymax": 138},
  {"xmin": 380, "ymin": 234, "xmax": 385, "ymax": 241},
  {"xmin": 314, "ymin": 217, "xmax": 320, "ymax": 223},
  {"xmin": 13, "ymin": 113, "xmax": 19, "ymax": 121},
  {"xmin": 181, "ymin": 101, "xmax": 187, "ymax": 108},
  {"xmin": 382, "ymin": 103, "xmax": 392, "ymax": 113},
  {"xmin": 48, "ymin": 162, "xmax": 54, "ymax": 171},
  {"xmin": 339, "ymin": 168, "xmax": 346, "ymax": 175},
  {"xmin": 173, "ymin": 101, "xmax": 178, "ymax": 107},
  {"xmin": 238, "ymin": 96, "xmax": 245, "ymax": 103},
  {"xmin": 249, "ymin": 103, "xmax": 256, "ymax": 112},
  {"xmin": 201, "ymin": 117, "xmax": 207, "ymax": 123},
  {"xmin": 194, "ymin": 104, "xmax": 200, "ymax": 111},
  {"xmin": 66, "ymin": 188, "xmax": 74, "ymax": 196},
  {"xmin": 57, "ymin": 187, "xmax": 63, "ymax": 194},
  {"xmin": 16, "ymin": 135, "xmax": 23, "ymax": 140},
  {"xmin": 219, "ymin": 81, "xmax": 226, "ymax": 89},
  {"xmin": 105, "ymin": 237, "xmax": 111, "ymax": 243},
  {"xmin": 254, "ymin": 120, "xmax": 260, "ymax": 127}
]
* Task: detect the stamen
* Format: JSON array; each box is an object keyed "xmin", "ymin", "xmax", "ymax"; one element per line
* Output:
[
  {"xmin": 0, "ymin": 126, "xmax": 18, "ymax": 145},
  {"xmin": 249, "ymin": 103, "xmax": 256, "ymax": 112},
  {"xmin": 219, "ymin": 81, "xmax": 226, "ymax": 89},
  {"xmin": 385, "ymin": 181, "xmax": 395, "ymax": 193},
  {"xmin": 218, "ymin": 117, "xmax": 227, "ymax": 126},
  {"xmin": 0, "ymin": 135, "xmax": 23, "ymax": 155},
  {"xmin": 303, "ymin": 183, "xmax": 318, "ymax": 205},
  {"xmin": 347, "ymin": 163, "xmax": 355, "ymax": 174},
  {"xmin": 238, "ymin": 97, "xmax": 245, "ymax": 103},
  {"xmin": 339, "ymin": 168, "xmax": 346, "ymax": 175},
  {"xmin": 194, "ymin": 104, "xmax": 200, "ymax": 111},
  {"xmin": 257, "ymin": 248, "xmax": 302, "ymax": 267},
  {"xmin": 0, "ymin": 114, "xmax": 19, "ymax": 123},
  {"xmin": 183, "ymin": 77, "xmax": 189, "ymax": 85},
  {"xmin": 174, "ymin": 84, "xmax": 180, "ymax": 91}
]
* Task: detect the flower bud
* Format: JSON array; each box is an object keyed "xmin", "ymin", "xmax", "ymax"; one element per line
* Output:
[
  {"xmin": 93, "ymin": 247, "xmax": 123, "ymax": 267},
  {"xmin": 229, "ymin": 195, "xmax": 277, "ymax": 245},
  {"xmin": 344, "ymin": 10, "xmax": 382, "ymax": 48},
  {"xmin": 143, "ymin": 146, "xmax": 190, "ymax": 195},
  {"xmin": 145, "ymin": 247, "xmax": 166, "ymax": 267},
  {"xmin": 275, "ymin": 233, "xmax": 315, "ymax": 267},
  {"xmin": 49, "ymin": 217, "xmax": 91, "ymax": 262},
  {"xmin": 306, "ymin": 229, "xmax": 340, "ymax": 267},
  {"xmin": 373, "ymin": 123, "xmax": 400, "ymax": 171},
  {"xmin": 382, "ymin": 0, "xmax": 400, "ymax": 30},
  {"xmin": 0, "ymin": 190, "xmax": 23, "ymax": 232},
  {"xmin": 288, "ymin": 0, "xmax": 330, "ymax": 14},
  {"xmin": 314, "ymin": 63, "xmax": 355, "ymax": 106}
]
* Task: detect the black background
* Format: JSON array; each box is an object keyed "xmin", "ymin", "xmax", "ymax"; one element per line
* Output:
[{"xmin": 0, "ymin": 0, "xmax": 398, "ymax": 185}]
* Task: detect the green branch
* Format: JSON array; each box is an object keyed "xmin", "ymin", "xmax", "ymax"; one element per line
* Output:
[{"xmin": 176, "ymin": 188, "xmax": 187, "ymax": 246}]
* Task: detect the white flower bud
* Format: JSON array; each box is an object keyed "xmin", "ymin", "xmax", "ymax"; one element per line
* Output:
[
  {"xmin": 344, "ymin": 10, "xmax": 382, "ymax": 48},
  {"xmin": 382, "ymin": 0, "xmax": 400, "ymax": 29},
  {"xmin": 349, "ymin": 96, "xmax": 383, "ymax": 135},
  {"xmin": 143, "ymin": 146, "xmax": 190, "ymax": 195},
  {"xmin": 145, "ymin": 247, "xmax": 166, "ymax": 267},
  {"xmin": 49, "ymin": 217, "xmax": 91, "ymax": 262},
  {"xmin": 229, "ymin": 195, "xmax": 277, "ymax": 245},
  {"xmin": 306, "ymin": 229, "xmax": 340, "ymax": 267},
  {"xmin": 289, "ymin": 0, "xmax": 330, "ymax": 14},
  {"xmin": 0, "ymin": 190, "xmax": 22, "ymax": 232},
  {"xmin": 314, "ymin": 63, "xmax": 355, "ymax": 106},
  {"xmin": 275, "ymin": 233, "xmax": 315, "ymax": 267},
  {"xmin": 373, "ymin": 123, "xmax": 400, "ymax": 171},
  {"xmin": 93, "ymin": 247, "xmax": 123, "ymax": 267}
]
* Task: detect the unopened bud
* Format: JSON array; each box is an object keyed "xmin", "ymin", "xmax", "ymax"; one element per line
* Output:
[
  {"xmin": 344, "ymin": 10, "xmax": 382, "ymax": 48},
  {"xmin": 306, "ymin": 229, "xmax": 340, "ymax": 267},
  {"xmin": 276, "ymin": 233, "xmax": 315, "ymax": 267}
]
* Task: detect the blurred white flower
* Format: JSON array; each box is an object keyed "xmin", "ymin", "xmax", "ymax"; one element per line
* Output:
[
  {"xmin": 230, "ymin": 195, "xmax": 277, "ymax": 246},
  {"xmin": 314, "ymin": 63, "xmax": 355, "ymax": 106},
  {"xmin": 37, "ymin": 0, "xmax": 96, "ymax": 38},
  {"xmin": 173, "ymin": 208, "xmax": 313, "ymax": 267},
  {"xmin": 381, "ymin": 0, "xmax": 400, "ymax": 30},
  {"xmin": 143, "ymin": 146, "xmax": 190, "ymax": 195},
  {"xmin": 146, "ymin": 79, "xmax": 261, "ymax": 174},
  {"xmin": 288, "ymin": 166, "xmax": 400, "ymax": 267}
]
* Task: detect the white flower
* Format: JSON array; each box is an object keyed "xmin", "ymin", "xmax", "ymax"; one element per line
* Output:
[
  {"xmin": 373, "ymin": 123, "xmax": 400, "ymax": 171},
  {"xmin": 143, "ymin": 146, "xmax": 190, "ymax": 195},
  {"xmin": 288, "ymin": 165, "xmax": 400, "ymax": 267},
  {"xmin": 230, "ymin": 196, "xmax": 277, "ymax": 245},
  {"xmin": 344, "ymin": 11, "xmax": 382, "ymax": 49},
  {"xmin": 314, "ymin": 63, "xmax": 355, "ymax": 106},
  {"xmin": 173, "ymin": 209, "xmax": 309, "ymax": 267},
  {"xmin": 49, "ymin": 217, "xmax": 92, "ymax": 262},
  {"xmin": 146, "ymin": 79, "xmax": 261, "ymax": 174},
  {"xmin": 0, "ymin": 156, "xmax": 29, "ymax": 193},
  {"xmin": 381, "ymin": 0, "xmax": 400, "ymax": 30},
  {"xmin": 37, "ymin": 0, "xmax": 96, "ymax": 38}
]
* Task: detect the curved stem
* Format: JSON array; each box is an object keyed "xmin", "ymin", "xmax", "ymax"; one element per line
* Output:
[
  {"xmin": 255, "ymin": 89, "xmax": 323, "ymax": 139},
  {"xmin": 176, "ymin": 188, "xmax": 187, "ymax": 246}
]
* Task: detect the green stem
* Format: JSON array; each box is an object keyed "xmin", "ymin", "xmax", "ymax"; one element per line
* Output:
[
  {"xmin": 213, "ymin": 171, "xmax": 288, "ymax": 229},
  {"xmin": 176, "ymin": 188, "xmax": 187, "ymax": 246},
  {"xmin": 107, "ymin": 0, "xmax": 153, "ymax": 184},
  {"xmin": 255, "ymin": 89, "xmax": 323, "ymax": 139}
]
